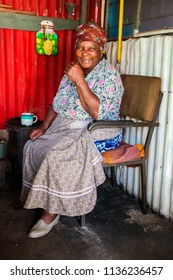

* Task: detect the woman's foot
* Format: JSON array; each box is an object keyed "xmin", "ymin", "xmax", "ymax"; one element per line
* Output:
[
  {"xmin": 41, "ymin": 211, "xmax": 58, "ymax": 224},
  {"xmin": 28, "ymin": 212, "xmax": 60, "ymax": 238}
]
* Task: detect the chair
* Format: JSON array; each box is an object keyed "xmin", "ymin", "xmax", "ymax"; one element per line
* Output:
[{"xmin": 80, "ymin": 74, "xmax": 162, "ymax": 227}]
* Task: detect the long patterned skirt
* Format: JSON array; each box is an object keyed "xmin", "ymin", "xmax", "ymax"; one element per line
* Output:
[{"xmin": 20, "ymin": 115, "xmax": 106, "ymax": 216}]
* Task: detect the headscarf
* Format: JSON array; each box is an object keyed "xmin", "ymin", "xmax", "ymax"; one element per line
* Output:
[{"xmin": 75, "ymin": 23, "xmax": 107, "ymax": 49}]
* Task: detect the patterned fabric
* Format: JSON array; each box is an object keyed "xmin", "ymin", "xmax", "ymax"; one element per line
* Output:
[
  {"xmin": 75, "ymin": 23, "xmax": 107, "ymax": 48},
  {"xmin": 94, "ymin": 131, "xmax": 123, "ymax": 153},
  {"xmin": 21, "ymin": 116, "xmax": 106, "ymax": 216},
  {"xmin": 53, "ymin": 58, "xmax": 124, "ymax": 122}
]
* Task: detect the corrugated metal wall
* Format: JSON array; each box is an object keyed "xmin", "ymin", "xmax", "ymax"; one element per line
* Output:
[
  {"xmin": 0, "ymin": 0, "xmax": 102, "ymax": 128},
  {"xmin": 107, "ymin": 35, "xmax": 173, "ymax": 221}
]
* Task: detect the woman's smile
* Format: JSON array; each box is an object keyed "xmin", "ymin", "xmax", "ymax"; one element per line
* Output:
[{"xmin": 79, "ymin": 58, "xmax": 92, "ymax": 66}]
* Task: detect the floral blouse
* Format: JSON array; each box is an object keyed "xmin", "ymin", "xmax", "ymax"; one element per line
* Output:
[{"xmin": 53, "ymin": 58, "xmax": 124, "ymax": 122}]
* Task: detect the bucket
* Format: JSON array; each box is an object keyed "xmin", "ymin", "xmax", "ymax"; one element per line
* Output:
[{"xmin": 0, "ymin": 140, "xmax": 7, "ymax": 159}]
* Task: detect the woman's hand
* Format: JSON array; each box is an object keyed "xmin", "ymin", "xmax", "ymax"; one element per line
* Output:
[
  {"xmin": 29, "ymin": 105, "xmax": 57, "ymax": 141},
  {"xmin": 64, "ymin": 62, "xmax": 85, "ymax": 84},
  {"xmin": 29, "ymin": 125, "xmax": 46, "ymax": 141}
]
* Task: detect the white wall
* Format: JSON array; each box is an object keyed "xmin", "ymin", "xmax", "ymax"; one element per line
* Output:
[{"xmin": 106, "ymin": 35, "xmax": 173, "ymax": 220}]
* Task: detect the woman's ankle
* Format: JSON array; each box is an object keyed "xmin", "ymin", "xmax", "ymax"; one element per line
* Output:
[{"xmin": 41, "ymin": 211, "xmax": 57, "ymax": 224}]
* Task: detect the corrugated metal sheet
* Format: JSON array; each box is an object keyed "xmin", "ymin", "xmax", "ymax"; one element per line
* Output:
[
  {"xmin": 106, "ymin": 35, "xmax": 173, "ymax": 221},
  {"xmin": 0, "ymin": 0, "xmax": 102, "ymax": 128}
]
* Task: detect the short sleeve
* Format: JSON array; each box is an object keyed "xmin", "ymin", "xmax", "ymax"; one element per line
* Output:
[{"xmin": 96, "ymin": 71, "xmax": 124, "ymax": 120}]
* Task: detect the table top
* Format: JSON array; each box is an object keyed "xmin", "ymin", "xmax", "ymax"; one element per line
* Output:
[{"xmin": 6, "ymin": 117, "xmax": 43, "ymax": 129}]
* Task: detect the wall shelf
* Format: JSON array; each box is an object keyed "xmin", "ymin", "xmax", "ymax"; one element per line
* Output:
[{"xmin": 0, "ymin": 12, "xmax": 79, "ymax": 31}]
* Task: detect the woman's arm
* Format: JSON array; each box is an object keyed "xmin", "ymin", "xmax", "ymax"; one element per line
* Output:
[
  {"xmin": 75, "ymin": 78, "xmax": 100, "ymax": 119},
  {"xmin": 64, "ymin": 62, "xmax": 100, "ymax": 119},
  {"xmin": 29, "ymin": 105, "xmax": 57, "ymax": 140}
]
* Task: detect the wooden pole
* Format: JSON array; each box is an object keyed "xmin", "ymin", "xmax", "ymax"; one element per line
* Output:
[
  {"xmin": 80, "ymin": 0, "xmax": 88, "ymax": 25},
  {"xmin": 0, "ymin": 7, "xmax": 36, "ymax": 15},
  {"xmin": 134, "ymin": 0, "xmax": 142, "ymax": 35},
  {"xmin": 104, "ymin": 0, "xmax": 109, "ymax": 34}
]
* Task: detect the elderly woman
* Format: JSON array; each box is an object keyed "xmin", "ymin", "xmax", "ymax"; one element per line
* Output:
[{"xmin": 21, "ymin": 24, "xmax": 124, "ymax": 238}]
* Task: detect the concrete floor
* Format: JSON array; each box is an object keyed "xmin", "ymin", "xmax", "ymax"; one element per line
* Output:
[{"xmin": 0, "ymin": 172, "xmax": 173, "ymax": 260}]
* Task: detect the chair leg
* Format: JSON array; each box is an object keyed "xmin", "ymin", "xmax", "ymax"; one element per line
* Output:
[
  {"xmin": 141, "ymin": 162, "xmax": 148, "ymax": 214},
  {"xmin": 111, "ymin": 166, "xmax": 116, "ymax": 187},
  {"xmin": 80, "ymin": 215, "xmax": 86, "ymax": 227}
]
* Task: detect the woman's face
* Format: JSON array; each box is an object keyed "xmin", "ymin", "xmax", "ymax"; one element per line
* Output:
[{"xmin": 75, "ymin": 41, "xmax": 103, "ymax": 75}]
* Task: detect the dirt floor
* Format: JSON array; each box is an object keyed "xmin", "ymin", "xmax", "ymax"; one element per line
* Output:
[{"xmin": 0, "ymin": 172, "xmax": 173, "ymax": 260}]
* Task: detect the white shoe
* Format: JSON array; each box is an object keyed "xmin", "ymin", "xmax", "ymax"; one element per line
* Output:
[{"xmin": 28, "ymin": 215, "xmax": 60, "ymax": 238}]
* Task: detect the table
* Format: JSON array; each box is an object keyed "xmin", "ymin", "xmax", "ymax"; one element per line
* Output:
[{"xmin": 6, "ymin": 117, "xmax": 42, "ymax": 177}]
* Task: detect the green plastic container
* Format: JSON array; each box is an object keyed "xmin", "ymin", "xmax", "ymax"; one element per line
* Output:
[{"xmin": 36, "ymin": 20, "xmax": 58, "ymax": 56}]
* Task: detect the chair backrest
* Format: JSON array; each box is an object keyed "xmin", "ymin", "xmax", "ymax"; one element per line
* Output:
[{"xmin": 120, "ymin": 74, "xmax": 162, "ymax": 122}]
